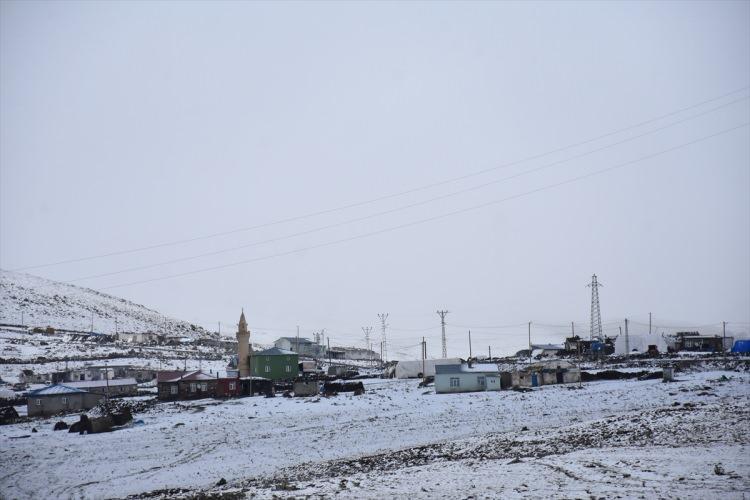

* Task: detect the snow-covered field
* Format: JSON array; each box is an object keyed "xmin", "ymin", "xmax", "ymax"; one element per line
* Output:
[{"xmin": 1, "ymin": 370, "xmax": 748, "ymax": 499}]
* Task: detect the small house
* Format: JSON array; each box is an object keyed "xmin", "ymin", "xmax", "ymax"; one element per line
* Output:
[
  {"xmin": 157, "ymin": 370, "xmax": 219, "ymax": 401},
  {"xmin": 435, "ymin": 363, "xmax": 502, "ymax": 394},
  {"xmin": 26, "ymin": 385, "xmax": 104, "ymax": 417},
  {"xmin": 667, "ymin": 332, "xmax": 730, "ymax": 353},
  {"xmin": 513, "ymin": 360, "xmax": 581, "ymax": 387},
  {"xmin": 215, "ymin": 377, "xmax": 241, "ymax": 398}
]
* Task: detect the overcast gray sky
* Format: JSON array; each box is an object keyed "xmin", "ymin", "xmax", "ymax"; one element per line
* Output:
[{"xmin": 1, "ymin": 1, "xmax": 749, "ymax": 358}]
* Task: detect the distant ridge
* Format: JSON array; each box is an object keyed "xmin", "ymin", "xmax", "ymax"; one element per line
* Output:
[{"xmin": 0, "ymin": 269, "xmax": 214, "ymax": 339}]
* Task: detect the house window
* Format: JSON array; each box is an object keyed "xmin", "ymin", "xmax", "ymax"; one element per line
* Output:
[
  {"xmin": 265, "ymin": 365, "xmax": 270, "ymax": 373},
  {"xmin": 229, "ymin": 382, "xmax": 235, "ymax": 390},
  {"xmin": 79, "ymin": 374, "xmax": 85, "ymax": 381},
  {"xmin": 285, "ymin": 365, "xmax": 291, "ymax": 373},
  {"xmin": 35, "ymin": 399, "xmax": 41, "ymax": 406},
  {"xmin": 190, "ymin": 383, "xmax": 196, "ymax": 392},
  {"xmin": 62, "ymin": 397, "xmax": 68, "ymax": 404},
  {"xmin": 170, "ymin": 385, "xmax": 178, "ymax": 395},
  {"xmin": 477, "ymin": 376, "xmax": 485, "ymax": 387},
  {"xmin": 200, "ymin": 383, "xmax": 207, "ymax": 391},
  {"xmin": 450, "ymin": 377, "xmax": 460, "ymax": 388}
]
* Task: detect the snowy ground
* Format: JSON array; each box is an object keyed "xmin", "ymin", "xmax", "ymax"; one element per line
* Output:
[{"xmin": 1, "ymin": 369, "xmax": 748, "ymax": 499}]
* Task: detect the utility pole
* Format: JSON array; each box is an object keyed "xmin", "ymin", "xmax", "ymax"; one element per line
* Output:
[
  {"xmin": 421, "ymin": 337, "xmax": 426, "ymax": 382},
  {"xmin": 723, "ymin": 321, "xmax": 727, "ymax": 353},
  {"xmin": 296, "ymin": 325, "xmax": 300, "ymax": 354},
  {"xmin": 105, "ymin": 360, "xmax": 110, "ymax": 404},
  {"xmin": 488, "ymin": 345, "xmax": 492, "ymax": 361},
  {"xmin": 624, "ymin": 318, "xmax": 630, "ymax": 357},
  {"xmin": 436, "ymin": 310, "xmax": 449, "ymax": 359},
  {"xmin": 218, "ymin": 321, "xmax": 221, "ymax": 336},
  {"xmin": 587, "ymin": 274, "xmax": 603, "ymax": 341},
  {"xmin": 528, "ymin": 321, "xmax": 532, "ymax": 363},
  {"xmin": 468, "ymin": 330, "xmax": 472, "ymax": 359},
  {"xmin": 90, "ymin": 311, "xmax": 94, "ymax": 333},
  {"xmin": 571, "ymin": 321, "xmax": 575, "ymax": 337},
  {"xmin": 327, "ymin": 338, "xmax": 331, "ymax": 367},
  {"xmin": 649, "ymin": 312, "xmax": 652, "ymax": 335},
  {"xmin": 378, "ymin": 313, "xmax": 389, "ymax": 363}
]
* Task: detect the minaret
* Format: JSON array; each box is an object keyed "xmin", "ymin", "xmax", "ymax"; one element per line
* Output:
[{"xmin": 237, "ymin": 309, "xmax": 251, "ymax": 377}]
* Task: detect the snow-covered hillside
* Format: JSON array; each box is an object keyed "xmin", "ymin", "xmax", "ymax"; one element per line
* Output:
[{"xmin": 0, "ymin": 270, "xmax": 214, "ymax": 339}]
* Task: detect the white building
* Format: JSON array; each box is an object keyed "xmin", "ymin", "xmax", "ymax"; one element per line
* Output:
[
  {"xmin": 117, "ymin": 332, "xmax": 160, "ymax": 344},
  {"xmin": 435, "ymin": 363, "xmax": 502, "ymax": 393},
  {"xmin": 274, "ymin": 337, "xmax": 325, "ymax": 357}
]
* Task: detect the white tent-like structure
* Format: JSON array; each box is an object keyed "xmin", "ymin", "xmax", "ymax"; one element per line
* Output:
[{"xmin": 394, "ymin": 358, "xmax": 463, "ymax": 379}]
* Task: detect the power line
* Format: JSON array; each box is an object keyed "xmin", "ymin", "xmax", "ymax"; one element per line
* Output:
[
  {"xmin": 63, "ymin": 95, "xmax": 750, "ymax": 283},
  {"xmin": 97, "ymin": 122, "xmax": 749, "ymax": 290},
  {"xmin": 12, "ymin": 86, "xmax": 749, "ymax": 273}
]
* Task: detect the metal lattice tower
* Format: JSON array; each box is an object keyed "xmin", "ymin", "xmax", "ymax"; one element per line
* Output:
[
  {"xmin": 437, "ymin": 310, "xmax": 449, "ymax": 358},
  {"xmin": 587, "ymin": 274, "xmax": 603, "ymax": 341},
  {"xmin": 362, "ymin": 326, "xmax": 373, "ymax": 351},
  {"xmin": 362, "ymin": 326, "xmax": 374, "ymax": 365},
  {"xmin": 377, "ymin": 314, "xmax": 389, "ymax": 362}
]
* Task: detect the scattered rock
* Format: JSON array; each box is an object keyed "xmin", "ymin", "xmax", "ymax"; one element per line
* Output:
[
  {"xmin": 216, "ymin": 478, "xmax": 227, "ymax": 486},
  {"xmin": 53, "ymin": 421, "xmax": 68, "ymax": 431}
]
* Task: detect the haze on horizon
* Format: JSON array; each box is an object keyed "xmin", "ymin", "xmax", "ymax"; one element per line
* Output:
[{"xmin": 1, "ymin": 1, "xmax": 749, "ymax": 358}]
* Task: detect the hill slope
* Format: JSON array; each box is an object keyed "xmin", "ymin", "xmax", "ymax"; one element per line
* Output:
[{"xmin": 0, "ymin": 269, "xmax": 214, "ymax": 339}]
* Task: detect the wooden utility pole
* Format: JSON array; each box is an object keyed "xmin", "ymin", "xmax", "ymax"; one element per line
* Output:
[
  {"xmin": 649, "ymin": 312, "xmax": 652, "ymax": 335},
  {"xmin": 327, "ymin": 337, "xmax": 331, "ymax": 367},
  {"xmin": 723, "ymin": 321, "xmax": 727, "ymax": 352},
  {"xmin": 105, "ymin": 360, "xmax": 110, "ymax": 403},
  {"xmin": 468, "ymin": 330, "xmax": 472, "ymax": 359},
  {"xmin": 421, "ymin": 337, "xmax": 426, "ymax": 382},
  {"xmin": 488, "ymin": 345, "xmax": 491, "ymax": 361}
]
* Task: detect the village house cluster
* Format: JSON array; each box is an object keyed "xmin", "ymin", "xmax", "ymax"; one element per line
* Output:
[{"xmin": 11, "ymin": 309, "xmax": 750, "ymax": 419}]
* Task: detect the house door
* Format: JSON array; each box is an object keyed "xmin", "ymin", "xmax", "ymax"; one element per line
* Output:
[
  {"xmin": 556, "ymin": 371, "xmax": 564, "ymax": 384},
  {"xmin": 531, "ymin": 373, "xmax": 538, "ymax": 387}
]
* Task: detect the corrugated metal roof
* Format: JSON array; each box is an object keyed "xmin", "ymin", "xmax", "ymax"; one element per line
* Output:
[
  {"xmin": 435, "ymin": 363, "xmax": 500, "ymax": 375},
  {"xmin": 66, "ymin": 378, "xmax": 137, "ymax": 389},
  {"xmin": 157, "ymin": 370, "xmax": 217, "ymax": 382},
  {"xmin": 255, "ymin": 347, "xmax": 297, "ymax": 356},
  {"xmin": 27, "ymin": 384, "xmax": 87, "ymax": 396}
]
